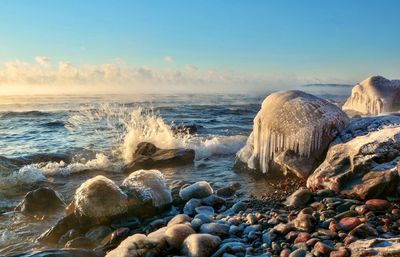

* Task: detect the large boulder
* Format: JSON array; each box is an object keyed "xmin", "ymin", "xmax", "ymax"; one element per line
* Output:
[
  {"xmin": 120, "ymin": 169, "xmax": 172, "ymax": 217},
  {"xmin": 74, "ymin": 175, "xmax": 128, "ymax": 221},
  {"xmin": 236, "ymin": 90, "xmax": 349, "ymax": 178},
  {"xmin": 307, "ymin": 115, "xmax": 400, "ymax": 199},
  {"xmin": 124, "ymin": 142, "xmax": 195, "ymax": 172},
  {"xmin": 15, "ymin": 187, "xmax": 65, "ymax": 216},
  {"xmin": 342, "ymin": 76, "xmax": 400, "ymax": 116}
]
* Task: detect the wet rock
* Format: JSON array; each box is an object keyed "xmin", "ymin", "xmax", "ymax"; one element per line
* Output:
[
  {"xmin": 284, "ymin": 189, "xmax": 313, "ymax": 208},
  {"xmin": 330, "ymin": 247, "xmax": 349, "ymax": 257},
  {"xmin": 365, "ymin": 199, "xmax": 390, "ymax": 211},
  {"xmin": 165, "ymin": 224, "xmax": 195, "ymax": 249},
  {"xmin": 15, "ymin": 187, "xmax": 65, "ymax": 216},
  {"xmin": 196, "ymin": 206, "xmax": 215, "ymax": 216},
  {"xmin": 106, "ymin": 233, "xmax": 165, "ymax": 257},
  {"xmin": 231, "ymin": 201, "xmax": 247, "ymax": 213},
  {"xmin": 37, "ymin": 213, "xmax": 79, "ymax": 245},
  {"xmin": 236, "ymin": 90, "xmax": 349, "ymax": 178},
  {"xmin": 294, "ymin": 232, "xmax": 311, "ymax": 244},
  {"xmin": 64, "ymin": 236, "xmax": 95, "ymax": 248},
  {"xmin": 120, "ymin": 169, "xmax": 172, "ymax": 218},
  {"xmin": 8, "ymin": 249, "xmax": 100, "ymax": 257},
  {"xmin": 85, "ymin": 226, "xmax": 112, "ymax": 243},
  {"xmin": 216, "ymin": 182, "xmax": 241, "ymax": 197},
  {"xmin": 307, "ymin": 115, "xmax": 400, "ymax": 199},
  {"xmin": 337, "ymin": 217, "xmax": 362, "ymax": 232},
  {"xmin": 184, "ymin": 198, "xmax": 203, "ymax": 216},
  {"xmin": 125, "ymin": 142, "xmax": 195, "ymax": 171},
  {"xmin": 74, "ymin": 175, "xmax": 128, "ymax": 221},
  {"xmin": 293, "ymin": 214, "xmax": 316, "ymax": 232},
  {"xmin": 314, "ymin": 241, "xmax": 335, "ymax": 254},
  {"xmin": 288, "ymin": 249, "xmax": 306, "ymax": 257},
  {"xmin": 273, "ymin": 223, "xmax": 294, "ymax": 235},
  {"xmin": 280, "ymin": 249, "xmax": 292, "ymax": 257},
  {"xmin": 179, "ymin": 181, "xmax": 213, "ymax": 201},
  {"xmin": 182, "ymin": 233, "xmax": 221, "ymax": 257},
  {"xmin": 199, "ymin": 223, "xmax": 229, "ymax": 237},
  {"xmin": 348, "ymin": 223, "xmax": 378, "ymax": 238},
  {"xmin": 349, "ymin": 237, "xmax": 400, "ymax": 257},
  {"xmin": 168, "ymin": 214, "xmax": 192, "ymax": 226},
  {"xmin": 201, "ymin": 194, "xmax": 226, "ymax": 207}
]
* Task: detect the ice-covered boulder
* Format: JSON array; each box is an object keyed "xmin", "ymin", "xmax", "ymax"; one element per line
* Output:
[
  {"xmin": 120, "ymin": 169, "xmax": 172, "ymax": 217},
  {"xmin": 342, "ymin": 76, "xmax": 400, "ymax": 115},
  {"xmin": 236, "ymin": 90, "xmax": 349, "ymax": 178},
  {"xmin": 74, "ymin": 175, "xmax": 128, "ymax": 220},
  {"xmin": 307, "ymin": 115, "xmax": 400, "ymax": 199}
]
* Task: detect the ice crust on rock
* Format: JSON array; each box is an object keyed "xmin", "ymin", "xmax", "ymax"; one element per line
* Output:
[
  {"xmin": 307, "ymin": 115, "xmax": 400, "ymax": 199},
  {"xmin": 342, "ymin": 76, "xmax": 400, "ymax": 115},
  {"xmin": 121, "ymin": 169, "xmax": 172, "ymax": 209},
  {"xmin": 237, "ymin": 90, "xmax": 349, "ymax": 178},
  {"xmin": 74, "ymin": 175, "xmax": 128, "ymax": 218}
]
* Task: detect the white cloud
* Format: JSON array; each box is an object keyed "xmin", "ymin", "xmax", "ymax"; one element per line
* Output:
[
  {"xmin": 35, "ymin": 56, "xmax": 50, "ymax": 66},
  {"xmin": 164, "ymin": 56, "xmax": 174, "ymax": 63},
  {"xmin": 0, "ymin": 57, "xmax": 347, "ymax": 94}
]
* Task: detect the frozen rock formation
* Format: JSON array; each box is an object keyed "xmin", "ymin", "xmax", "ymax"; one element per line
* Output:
[
  {"xmin": 342, "ymin": 76, "xmax": 400, "ymax": 115},
  {"xmin": 236, "ymin": 90, "xmax": 349, "ymax": 178},
  {"xmin": 120, "ymin": 169, "xmax": 172, "ymax": 217},
  {"xmin": 74, "ymin": 175, "xmax": 128, "ymax": 219},
  {"xmin": 307, "ymin": 114, "xmax": 400, "ymax": 199}
]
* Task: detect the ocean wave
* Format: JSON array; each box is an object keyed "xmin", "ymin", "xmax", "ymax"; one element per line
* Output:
[{"xmin": 0, "ymin": 111, "xmax": 51, "ymax": 118}]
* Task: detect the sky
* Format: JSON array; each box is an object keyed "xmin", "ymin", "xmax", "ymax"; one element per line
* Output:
[{"xmin": 0, "ymin": 0, "xmax": 400, "ymax": 94}]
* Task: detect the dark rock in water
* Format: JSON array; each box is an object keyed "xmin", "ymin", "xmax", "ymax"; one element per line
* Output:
[
  {"xmin": 172, "ymin": 124, "xmax": 201, "ymax": 135},
  {"xmin": 216, "ymin": 182, "xmax": 241, "ymax": 197},
  {"xmin": 64, "ymin": 237, "xmax": 95, "ymax": 248},
  {"xmin": 15, "ymin": 187, "xmax": 65, "ymax": 215},
  {"xmin": 120, "ymin": 169, "xmax": 172, "ymax": 218},
  {"xmin": 37, "ymin": 214, "xmax": 80, "ymax": 245},
  {"xmin": 7, "ymin": 249, "xmax": 100, "ymax": 257},
  {"xmin": 307, "ymin": 115, "xmax": 400, "ymax": 199},
  {"xmin": 125, "ymin": 142, "xmax": 195, "ymax": 171}
]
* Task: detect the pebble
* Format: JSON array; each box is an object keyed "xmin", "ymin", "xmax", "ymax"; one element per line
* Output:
[
  {"xmin": 165, "ymin": 224, "xmax": 195, "ymax": 249},
  {"xmin": 365, "ymin": 199, "xmax": 390, "ymax": 211},
  {"xmin": 182, "ymin": 233, "xmax": 222, "ymax": 257},
  {"xmin": 337, "ymin": 217, "xmax": 362, "ymax": 231},
  {"xmin": 199, "ymin": 223, "xmax": 230, "ymax": 237},
  {"xmin": 288, "ymin": 248, "xmax": 306, "ymax": 257}
]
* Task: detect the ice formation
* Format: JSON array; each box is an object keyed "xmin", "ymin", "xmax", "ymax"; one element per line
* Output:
[
  {"xmin": 342, "ymin": 76, "xmax": 400, "ymax": 115},
  {"xmin": 74, "ymin": 175, "xmax": 128, "ymax": 218},
  {"xmin": 237, "ymin": 90, "xmax": 349, "ymax": 178}
]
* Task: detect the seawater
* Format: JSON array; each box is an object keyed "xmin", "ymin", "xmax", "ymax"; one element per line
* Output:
[{"xmin": 0, "ymin": 92, "xmax": 347, "ymax": 255}]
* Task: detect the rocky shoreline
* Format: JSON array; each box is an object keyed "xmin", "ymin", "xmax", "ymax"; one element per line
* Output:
[{"xmin": 11, "ymin": 176, "xmax": 400, "ymax": 257}]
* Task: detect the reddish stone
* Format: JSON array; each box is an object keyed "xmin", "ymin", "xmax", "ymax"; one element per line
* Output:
[
  {"xmin": 314, "ymin": 241, "xmax": 335, "ymax": 254},
  {"xmin": 344, "ymin": 235, "xmax": 358, "ymax": 245},
  {"xmin": 391, "ymin": 208, "xmax": 400, "ymax": 216},
  {"xmin": 365, "ymin": 199, "xmax": 390, "ymax": 211},
  {"xmin": 280, "ymin": 248, "xmax": 291, "ymax": 257},
  {"xmin": 330, "ymin": 247, "xmax": 349, "ymax": 257},
  {"xmin": 294, "ymin": 232, "xmax": 311, "ymax": 244},
  {"xmin": 337, "ymin": 217, "xmax": 362, "ymax": 231},
  {"xmin": 329, "ymin": 221, "xmax": 337, "ymax": 232}
]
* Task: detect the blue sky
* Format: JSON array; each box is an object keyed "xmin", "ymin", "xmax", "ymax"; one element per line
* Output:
[{"xmin": 0, "ymin": 0, "xmax": 399, "ymax": 94}]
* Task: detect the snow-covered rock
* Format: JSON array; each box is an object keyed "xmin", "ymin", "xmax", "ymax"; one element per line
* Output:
[
  {"xmin": 342, "ymin": 76, "xmax": 400, "ymax": 115},
  {"xmin": 307, "ymin": 115, "xmax": 400, "ymax": 199},
  {"xmin": 74, "ymin": 175, "xmax": 128, "ymax": 220},
  {"xmin": 121, "ymin": 169, "xmax": 172, "ymax": 217},
  {"xmin": 236, "ymin": 90, "xmax": 349, "ymax": 178}
]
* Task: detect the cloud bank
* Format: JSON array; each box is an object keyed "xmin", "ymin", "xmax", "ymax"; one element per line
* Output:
[{"xmin": 0, "ymin": 56, "xmax": 348, "ymax": 95}]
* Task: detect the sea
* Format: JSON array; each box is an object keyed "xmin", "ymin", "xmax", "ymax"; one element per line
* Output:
[{"xmin": 0, "ymin": 86, "xmax": 350, "ymax": 255}]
